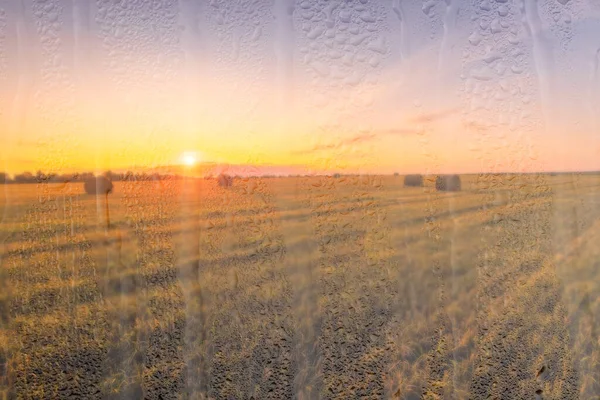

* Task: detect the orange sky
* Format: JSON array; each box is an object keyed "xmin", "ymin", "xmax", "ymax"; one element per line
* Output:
[{"xmin": 1, "ymin": 0, "xmax": 599, "ymax": 176}]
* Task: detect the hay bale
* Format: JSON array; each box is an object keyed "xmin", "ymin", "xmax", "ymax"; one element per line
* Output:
[
  {"xmin": 404, "ymin": 174, "xmax": 423, "ymax": 187},
  {"xmin": 435, "ymin": 174, "xmax": 461, "ymax": 191},
  {"xmin": 333, "ymin": 173, "xmax": 341, "ymax": 178},
  {"xmin": 217, "ymin": 173, "xmax": 233, "ymax": 188},
  {"xmin": 83, "ymin": 175, "xmax": 113, "ymax": 195}
]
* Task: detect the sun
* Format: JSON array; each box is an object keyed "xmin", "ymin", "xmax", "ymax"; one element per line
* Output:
[{"xmin": 180, "ymin": 151, "xmax": 199, "ymax": 167}]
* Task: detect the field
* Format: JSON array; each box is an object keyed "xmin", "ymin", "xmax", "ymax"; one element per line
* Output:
[{"xmin": 1, "ymin": 173, "xmax": 599, "ymax": 399}]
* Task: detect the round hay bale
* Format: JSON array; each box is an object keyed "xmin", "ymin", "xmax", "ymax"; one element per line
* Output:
[
  {"xmin": 83, "ymin": 175, "xmax": 113, "ymax": 195},
  {"xmin": 404, "ymin": 174, "xmax": 423, "ymax": 187},
  {"xmin": 435, "ymin": 174, "xmax": 461, "ymax": 191},
  {"xmin": 217, "ymin": 173, "xmax": 233, "ymax": 188}
]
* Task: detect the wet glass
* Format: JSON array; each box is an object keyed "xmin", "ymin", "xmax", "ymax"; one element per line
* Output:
[{"xmin": 1, "ymin": 0, "xmax": 599, "ymax": 398}]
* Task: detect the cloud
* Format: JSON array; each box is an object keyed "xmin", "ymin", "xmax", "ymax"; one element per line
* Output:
[
  {"xmin": 463, "ymin": 120, "xmax": 491, "ymax": 131},
  {"xmin": 379, "ymin": 128, "xmax": 423, "ymax": 136},
  {"xmin": 410, "ymin": 107, "xmax": 460, "ymax": 124},
  {"xmin": 292, "ymin": 142, "xmax": 337, "ymax": 155},
  {"xmin": 292, "ymin": 127, "xmax": 421, "ymax": 155}
]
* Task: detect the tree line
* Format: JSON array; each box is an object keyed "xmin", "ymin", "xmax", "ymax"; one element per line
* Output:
[{"xmin": 0, "ymin": 171, "xmax": 185, "ymax": 184}]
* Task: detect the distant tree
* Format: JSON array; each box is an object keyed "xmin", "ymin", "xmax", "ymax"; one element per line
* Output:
[
  {"xmin": 14, "ymin": 172, "xmax": 34, "ymax": 184},
  {"xmin": 49, "ymin": 173, "xmax": 68, "ymax": 183},
  {"xmin": 122, "ymin": 171, "xmax": 134, "ymax": 181},
  {"xmin": 0, "ymin": 172, "xmax": 9, "ymax": 184},
  {"xmin": 79, "ymin": 172, "xmax": 94, "ymax": 182},
  {"xmin": 35, "ymin": 170, "xmax": 47, "ymax": 183}
]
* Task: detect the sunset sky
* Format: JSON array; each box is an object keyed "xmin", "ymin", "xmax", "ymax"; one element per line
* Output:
[{"xmin": 1, "ymin": 0, "xmax": 599, "ymax": 176}]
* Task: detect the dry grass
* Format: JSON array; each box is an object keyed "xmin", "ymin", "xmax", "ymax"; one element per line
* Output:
[{"xmin": 0, "ymin": 173, "xmax": 599, "ymax": 398}]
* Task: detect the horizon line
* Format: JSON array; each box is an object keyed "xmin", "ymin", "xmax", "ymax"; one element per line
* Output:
[{"xmin": 2, "ymin": 169, "xmax": 600, "ymax": 181}]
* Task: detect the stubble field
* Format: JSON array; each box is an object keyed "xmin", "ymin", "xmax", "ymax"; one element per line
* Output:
[{"xmin": 1, "ymin": 173, "xmax": 599, "ymax": 399}]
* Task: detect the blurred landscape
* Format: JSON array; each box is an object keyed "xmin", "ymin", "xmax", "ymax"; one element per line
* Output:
[
  {"xmin": 2, "ymin": 0, "xmax": 600, "ymax": 398},
  {"xmin": 1, "ymin": 172, "xmax": 599, "ymax": 399}
]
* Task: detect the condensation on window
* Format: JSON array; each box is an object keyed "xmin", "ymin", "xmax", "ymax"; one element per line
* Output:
[{"xmin": 1, "ymin": 0, "xmax": 599, "ymax": 398}]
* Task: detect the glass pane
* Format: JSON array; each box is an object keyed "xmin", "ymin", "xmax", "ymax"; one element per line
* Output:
[{"xmin": 1, "ymin": 0, "xmax": 599, "ymax": 398}]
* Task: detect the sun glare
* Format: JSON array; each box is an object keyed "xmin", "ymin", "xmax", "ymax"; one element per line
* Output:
[{"xmin": 181, "ymin": 152, "xmax": 198, "ymax": 166}]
